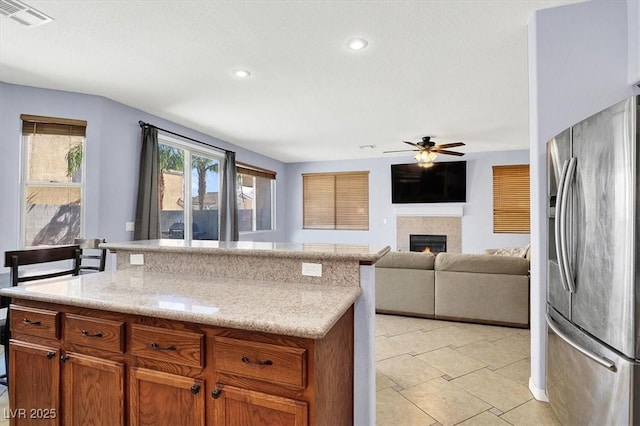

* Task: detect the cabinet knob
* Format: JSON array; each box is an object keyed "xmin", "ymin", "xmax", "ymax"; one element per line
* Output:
[
  {"xmin": 211, "ymin": 387, "xmax": 222, "ymax": 399},
  {"xmin": 60, "ymin": 355, "xmax": 70, "ymax": 363},
  {"xmin": 46, "ymin": 352, "xmax": 55, "ymax": 360},
  {"xmin": 190, "ymin": 384, "xmax": 201, "ymax": 395}
]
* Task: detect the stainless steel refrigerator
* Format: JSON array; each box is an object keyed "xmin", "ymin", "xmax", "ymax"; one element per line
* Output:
[{"xmin": 547, "ymin": 95, "xmax": 639, "ymax": 425}]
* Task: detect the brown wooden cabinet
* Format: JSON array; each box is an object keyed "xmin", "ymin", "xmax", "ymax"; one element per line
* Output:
[
  {"xmin": 62, "ymin": 353, "xmax": 125, "ymax": 426},
  {"xmin": 129, "ymin": 367, "xmax": 205, "ymax": 426},
  {"xmin": 8, "ymin": 300, "xmax": 354, "ymax": 425},
  {"xmin": 212, "ymin": 385, "xmax": 307, "ymax": 426},
  {"xmin": 8, "ymin": 341, "xmax": 60, "ymax": 426}
]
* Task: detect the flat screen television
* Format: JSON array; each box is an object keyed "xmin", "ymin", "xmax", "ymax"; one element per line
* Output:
[{"xmin": 391, "ymin": 161, "xmax": 467, "ymax": 203}]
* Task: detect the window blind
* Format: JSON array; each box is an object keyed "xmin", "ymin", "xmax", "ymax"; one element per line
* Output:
[
  {"xmin": 236, "ymin": 162, "xmax": 276, "ymax": 180},
  {"xmin": 303, "ymin": 171, "xmax": 369, "ymax": 230},
  {"xmin": 21, "ymin": 114, "xmax": 87, "ymax": 136},
  {"xmin": 493, "ymin": 164, "xmax": 530, "ymax": 233}
]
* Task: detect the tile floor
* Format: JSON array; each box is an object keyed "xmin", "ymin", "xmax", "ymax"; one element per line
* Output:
[
  {"xmin": 0, "ymin": 316, "xmax": 560, "ymax": 426},
  {"xmin": 376, "ymin": 314, "xmax": 560, "ymax": 426}
]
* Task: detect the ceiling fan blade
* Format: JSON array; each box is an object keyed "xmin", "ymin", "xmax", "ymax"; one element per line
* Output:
[
  {"xmin": 434, "ymin": 149, "xmax": 465, "ymax": 156},
  {"xmin": 383, "ymin": 149, "xmax": 419, "ymax": 153},
  {"xmin": 403, "ymin": 141, "xmax": 422, "ymax": 149},
  {"xmin": 434, "ymin": 142, "xmax": 465, "ymax": 149}
]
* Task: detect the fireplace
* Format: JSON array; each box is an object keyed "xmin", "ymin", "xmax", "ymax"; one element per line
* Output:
[{"xmin": 410, "ymin": 234, "xmax": 447, "ymax": 253}]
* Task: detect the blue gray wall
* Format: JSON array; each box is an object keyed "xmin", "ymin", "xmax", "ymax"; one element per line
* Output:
[
  {"xmin": 285, "ymin": 149, "xmax": 530, "ymax": 254},
  {"xmin": 528, "ymin": 0, "xmax": 640, "ymax": 399},
  {"xmin": 0, "ymin": 82, "xmax": 288, "ymax": 267}
]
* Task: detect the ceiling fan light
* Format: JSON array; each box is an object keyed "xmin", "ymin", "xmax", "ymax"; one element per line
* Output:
[
  {"xmin": 417, "ymin": 151, "xmax": 430, "ymax": 161},
  {"xmin": 428, "ymin": 151, "xmax": 438, "ymax": 161},
  {"xmin": 417, "ymin": 160, "xmax": 434, "ymax": 168}
]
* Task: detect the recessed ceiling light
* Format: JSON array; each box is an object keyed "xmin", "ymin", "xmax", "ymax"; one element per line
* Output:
[
  {"xmin": 233, "ymin": 69, "xmax": 251, "ymax": 78},
  {"xmin": 347, "ymin": 38, "xmax": 368, "ymax": 51}
]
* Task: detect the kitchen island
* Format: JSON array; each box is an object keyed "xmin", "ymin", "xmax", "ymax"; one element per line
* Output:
[{"xmin": 1, "ymin": 240, "xmax": 388, "ymax": 426}]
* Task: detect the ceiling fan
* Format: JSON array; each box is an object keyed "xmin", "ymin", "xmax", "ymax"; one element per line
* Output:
[{"xmin": 383, "ymin": 136, "xmax": 465, "ymax": 167}]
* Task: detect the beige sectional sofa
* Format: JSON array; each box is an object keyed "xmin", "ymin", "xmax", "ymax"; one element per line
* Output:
[{"xmin": 375, "ymin": 250, "xmax": 530, "ymax": 328}]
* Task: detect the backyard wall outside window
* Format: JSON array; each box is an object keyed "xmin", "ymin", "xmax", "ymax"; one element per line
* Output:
[
  {"xmin": 492, "ymin": 164, "xmax": 530, "ymax": 233},
  {"xmin": 21, "ymin": 114, "xmax": 86, "ymax": 247},
  {"xmin": 303, "ymin": 171, "xmax": 369, "ymax": 230}
]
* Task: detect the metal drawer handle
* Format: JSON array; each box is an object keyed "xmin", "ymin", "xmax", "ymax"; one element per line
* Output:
[
  {"xmin": 81, "ymin": 330, "xmax": 103, "ymax": 338},
  {"xmin": 546, "ymin": 313, "xmax": 616, "ymax": 372},
  {"xmin": 190, "ymin": 384, "xmax": 201, "ymax": 395},
  {"xmin": 241, "ymin": 356, "xmax": 273, "ymax": 366},
  {"xmin": 151, "ymin": 342, "xmax": 177, "ymax": 351},
  {"xmin": 22, "ymin": 318, "xmax": 41, "ymax": 326},
  {"xmin": 46, "ymin": 352, "xmax": 55, "ymax": 359}
]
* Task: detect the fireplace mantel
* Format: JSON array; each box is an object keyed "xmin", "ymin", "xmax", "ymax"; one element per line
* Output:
[{"xmin": 392, "ymin": 204, "xmax": 464, "ymax": 217}]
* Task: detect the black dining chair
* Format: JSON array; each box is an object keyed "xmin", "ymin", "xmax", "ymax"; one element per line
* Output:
[
  {"xmin": 74, "ymin": 238, "xmax": 107, "ymax": 273},
  {"xmin": 0, "ymin": 245, "xmax": 81, "ymax": 387}
]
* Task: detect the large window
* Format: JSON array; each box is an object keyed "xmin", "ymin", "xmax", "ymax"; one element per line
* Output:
[
  {"xmin": 158, "ymin": 136, "xmax": 222, "ymax": 240},
  {"xmin": 303, "ymin": 171, "xmax": 369, "ymax": 230},
  {"xmin": 493, "ymin": 164, "xmax": 530, "ymax": 233},
  {"xmin": 21, "ymin": 115, "xmax": 86, "ymax": 247},
  {"xmin": 237, "ymin": 163, "xmax": 276, "ymax": 232}
]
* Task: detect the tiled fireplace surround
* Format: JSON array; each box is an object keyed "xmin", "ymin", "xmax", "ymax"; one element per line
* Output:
[{"xmin": 395, "ymin": 205, "xmax": 463, "ymax": 253}]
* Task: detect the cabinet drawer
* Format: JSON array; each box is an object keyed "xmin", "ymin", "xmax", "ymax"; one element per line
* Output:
[
  {"xmin": 64, "ymin": 313, "xmax": 125, "ymax": 353},
  {"xmin": 10, "ymin": 305, "xmax": 59, "ymax": 340},
  {"xmin": 131, "ymin": 325, "xmax": 204, "ymax": 368},
  {"xmin": 214, "ymin": 337, "xmax": 307, "ymax": 388}
]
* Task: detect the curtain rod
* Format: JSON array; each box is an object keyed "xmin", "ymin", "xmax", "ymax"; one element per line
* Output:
[{"xmin": 138, "ymin": 120, "xmax": 233, "ymax": 154}]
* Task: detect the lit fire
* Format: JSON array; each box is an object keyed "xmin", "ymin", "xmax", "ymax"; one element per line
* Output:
[{"xmin": 423, "ymin": 247, "xmax": 432, "ymax": 253}]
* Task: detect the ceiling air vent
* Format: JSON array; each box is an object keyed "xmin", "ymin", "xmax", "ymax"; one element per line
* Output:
[{"xmin": 0, "ymin": 0, "xmax": 53, "ymax": 27}]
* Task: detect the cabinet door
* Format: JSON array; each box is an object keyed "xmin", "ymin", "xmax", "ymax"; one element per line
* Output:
[
  {"xmin": 129, "ymin": 367, "xmax": 205, "ymax": 426},
  {"xmin": 9, "ymin": 341, "xmax": 60, "ymax": 426},
  {"xmin": 212, "ymin": 385, "xmax": 307, "ymax": 426},
  {"xmin": 62, "ymin": 353, "xmax": 124, "ymax": 426}
]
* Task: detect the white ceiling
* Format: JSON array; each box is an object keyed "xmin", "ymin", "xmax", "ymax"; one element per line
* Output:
[{"xmin": 0, "ymin": 0, "xmax": 583, "ymax": 163}]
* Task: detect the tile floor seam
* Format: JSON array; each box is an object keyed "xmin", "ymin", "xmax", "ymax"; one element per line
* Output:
[{"xmin": 393, "ymin": 387, "xmax": 441, "ymax": 424}]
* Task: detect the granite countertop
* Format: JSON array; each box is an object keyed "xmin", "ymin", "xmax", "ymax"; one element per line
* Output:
[
  {"xmin": 102, "ymin": 239, "xmax": 390, "ymax": 264},
  {"xmin": 0, "ymin": 269, "xmax": 360, "ymax": 339}
]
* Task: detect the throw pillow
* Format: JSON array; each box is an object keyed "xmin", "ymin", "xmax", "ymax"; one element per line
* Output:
[{"xmin": 493, "ymin": 244, "xmax": 530, "ymax": 258}]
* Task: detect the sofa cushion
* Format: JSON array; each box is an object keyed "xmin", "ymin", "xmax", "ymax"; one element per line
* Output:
[
  {"xmin": 435, "ymin": 271, "xmax": 529, "ymax": 325},
  {"xmin": 435, "ymin": 253, "xmax": 529, "ymax": 275},
  {"xmin": 376, "ymin": 251, "xmax": 435, "ymax": 270},
  {"xmin": 376, "ymin": 269, "xmax": 435, "ymax": 316}
]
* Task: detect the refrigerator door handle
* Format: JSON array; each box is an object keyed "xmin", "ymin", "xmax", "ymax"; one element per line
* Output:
[
  {"xmin": 559, "ymin": 157, "xmax": 577, "ymax": 293},
  {"xmin": 546, "ymin": 313, "xmax": 617, "ymax": 372},
  {"xmin": 554, "ymin": 159, "xmax": 570, "ymax": 292}
]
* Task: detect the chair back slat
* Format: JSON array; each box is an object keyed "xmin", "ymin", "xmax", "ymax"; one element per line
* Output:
[
  {"xmin": 3, "ymin": 245, "xmax": 81, "ymax": 288},
  {"xmin": 4, "ymin": 245, "xmax": 81, "ymax": 267},
  {"xmin": 74, "ymin": 238, "xmax": 107, "ymax": 273}
]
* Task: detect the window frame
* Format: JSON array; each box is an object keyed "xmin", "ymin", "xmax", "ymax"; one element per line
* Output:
[
  {"xmin": 20, "ymin": 116, "xmax": 87, "ymax": 248},
  {"xmin": 236, "ymin": 172, "xmax": 276, "ymax": 234},
  {"xmin": 158, "ymin": 134, "xmax": 225, "ymax": 240},
  {"xmin": 492, "ymin": 164, "xmax": 530, "ymax": 234}
]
